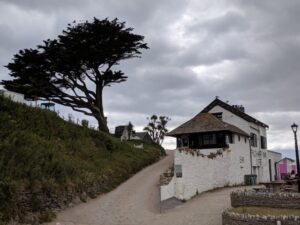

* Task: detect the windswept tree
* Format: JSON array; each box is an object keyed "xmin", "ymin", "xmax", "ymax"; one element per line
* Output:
[
  {"xmin": 1, "ymin": 18, "xmax": 148, "ymax": 132},
  {"xmin": 127, "ymin": 121, "xmax": 134, "ymax": 141},
  {"xmin": 144, "ymin": 115, "xmax": 170, "ymax": 145}
]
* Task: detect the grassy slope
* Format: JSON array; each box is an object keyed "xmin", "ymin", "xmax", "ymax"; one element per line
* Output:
[
  {"xmin": 0, "ymin": 96, "xmax": 164, "ymax": 223},
  {"xmin": 230, "ymin": 206, "xmax": 300, "ymax": 216}
]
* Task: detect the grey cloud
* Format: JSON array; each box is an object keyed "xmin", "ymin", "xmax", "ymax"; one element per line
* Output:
[
  {"xmin": 1, "ymin": 0, "xmax": 300, "ymax": 154},
  {"xmin": 188, "ymin": 11, "xmax": 249, "ymax": 35},
  {"xmin": 2, "ymin": 0, "xmax": 86, "ymax": 12}
]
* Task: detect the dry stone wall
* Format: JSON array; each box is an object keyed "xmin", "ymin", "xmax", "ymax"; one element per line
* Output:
[
  {"xmin": 12, "ymin": 179, "xmax": 106, "ymax": 224},
  {"xmin": 231, "ymin": 190, "xmax": 300, "ymax": 209},
  {"xmin": 223, "ymin": 211, "xmax": 300, "ymax": 225}
]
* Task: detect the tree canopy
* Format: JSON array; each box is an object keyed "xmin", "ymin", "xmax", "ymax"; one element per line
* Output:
[
  {"xmin": 1, "ymin": 18, "xmax": 148, "ymax": 132},
  {"xmin": 144, "ymin": 115, "xmax": 170, "ymax": 145}
]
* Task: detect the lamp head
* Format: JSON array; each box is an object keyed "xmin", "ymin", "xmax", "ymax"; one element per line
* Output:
[{"xmin": 291, "ymin": 123, "xmax": 298, "ymax": 133}]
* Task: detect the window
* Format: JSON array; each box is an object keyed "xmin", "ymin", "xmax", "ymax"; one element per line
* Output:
[
  {"xmin": 244, "ymin": 137, "xmax": 247, "ymax": 143},
  {"xmin": 175, "ymin": 165, "xmax": 182, "ymax": 178},
  {"xmin": 261, "ymin": 136, "xmax": 267, "ymax": 149},
  {"xmin": 177, "ymin": 137, "xmax": 182, "ymax": 148},
  {"xmin": 250, "ymin": 133, "xmax": 257, "ymax": 147},
  {"xmin": 212, "ymin": 112, "xmax": 223, "ymax": 120},
  {"xmin": 181, "ymin": 136, "xmax": 189, "ymax": 147},
  {"xmin": 231, "ymin": 134, "xmax": 235, "ymax": 144},
  {"xmin": 203, "ymin": 134, "xmax": 216, "ymax": 145},
  {"xmin": 226, "ymin": 134, "xmax": 234, "ymax": 144},
  {"xmin": 238, "ymin": 135, "xmax": 241, "ymax": 142}
]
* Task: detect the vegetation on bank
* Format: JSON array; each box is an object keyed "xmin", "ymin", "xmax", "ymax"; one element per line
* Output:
[
  {"xmin": 230, "ymin": 206, "xmax": 300, "ymax": 216},
  {"xmin": 0, "ymin": 96, "xmax": 165, "ymax": 224}
]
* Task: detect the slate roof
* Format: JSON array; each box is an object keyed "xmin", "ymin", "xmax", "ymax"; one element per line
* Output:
[
  {"xmin": 279, "ymin": 157, "xmax": 295, "ymax": 163},
  {"xmin": 167, "ymin": 113, "xmax": 249, "ymax": 137},
  {"xmin": 201, "ymin": 98, "xmax": 269, "ymax": 128}
]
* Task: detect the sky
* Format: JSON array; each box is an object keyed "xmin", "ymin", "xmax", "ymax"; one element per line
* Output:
[{"xmin": 0, "ymin": 0, "xmax": 300, "ymax": 158}]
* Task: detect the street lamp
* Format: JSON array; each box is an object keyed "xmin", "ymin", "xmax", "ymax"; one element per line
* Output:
[{"xmin": 291, "ymin": 123, "xmax": 300, "ymax": 193}]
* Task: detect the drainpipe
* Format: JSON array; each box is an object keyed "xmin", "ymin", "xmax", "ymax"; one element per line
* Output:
[
  {"xmin": 249, "ymin": 138, "xmax": 253, "ymax": 175},
  {"xmin": 274, "ymin": 162, "xmax": 278, "ymax": 180}
]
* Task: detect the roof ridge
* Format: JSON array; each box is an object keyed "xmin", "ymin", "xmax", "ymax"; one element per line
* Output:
[
  {"xmin": 167, "ymin": 112, "xmax": 249, "ymax": 137},
  {"xmin": 201, "ymin": 98, "xmax": 268, "ymax": 128}
]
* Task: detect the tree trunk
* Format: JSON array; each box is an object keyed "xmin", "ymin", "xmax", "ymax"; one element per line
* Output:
[
  {"xmin": 96, "ymin": 116, "xmax": 109, "ymax": 133},
  {"xmin": 95, "ymin": 84, "xmax": 109, "ymax": 133}
]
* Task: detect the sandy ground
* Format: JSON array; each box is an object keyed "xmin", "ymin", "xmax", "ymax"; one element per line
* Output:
[{"xmin": 46, "ymin": 151, "xmax": 243, "ymax": 225}]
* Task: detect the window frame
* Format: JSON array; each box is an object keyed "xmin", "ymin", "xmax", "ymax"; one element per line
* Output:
[
  {"xmin": 202, "ymin": 133, "xmax": 216, "ymax": 145},
  {"xmin": 261, "ymin": 136, "xmax": 267, "ymax": 149},
  {"xmin": 250, "ymin": 133, "xmax": 257, "ymax": 147},
  {"xmin": 212, "ymin": 112, "xmax": 223, "ymax": 120},
  {"xmin": 181, "ymin": 135, "xmax": 189, "ymax": 147}
]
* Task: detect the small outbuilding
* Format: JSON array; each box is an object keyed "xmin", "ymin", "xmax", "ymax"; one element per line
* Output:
[{"xmin": 115, "ymin": 125, "xmax": 153, "ymax": 143}]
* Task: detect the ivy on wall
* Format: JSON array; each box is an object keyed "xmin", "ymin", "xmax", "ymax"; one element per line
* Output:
[{"xmin": 178, "ymin": 147, "xmax": 229, "ymax": 159}]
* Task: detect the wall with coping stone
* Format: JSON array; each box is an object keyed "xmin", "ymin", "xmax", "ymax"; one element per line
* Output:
[
  {"xmin": 160, "ymin": 177, "xmax": 175, "ymax": 201},
  {"xmin": 231, "ymin": 190, "xmax": 300, "ymax": 209},
  {"xmin": 223, "ymin": 210, "xmax": 300, "ymax": 225}
]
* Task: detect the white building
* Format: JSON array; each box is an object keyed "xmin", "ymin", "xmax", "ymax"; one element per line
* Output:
[
  {"xmin": 114, "ymin": 125, "xmax": 153, "ymax": 143},
  {"xmin": 0, "ymin": 89, "xmax": 24, "ymax": 103},
  {"xmin": 161, "ymin": 98, "xmax": 282, "ymax": 201}
]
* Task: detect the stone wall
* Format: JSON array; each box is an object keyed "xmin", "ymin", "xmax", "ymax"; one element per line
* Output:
[
  {"xmin": 223, "ymin": 210, "xmax": 300, "ymax": 225},
  {"xmin": 11, "ymin": 179, "xmax": 105, "ymax": 224},
  {"xmin": 231, "ymin": 190, "xmax": 300, "ymax": 208}
]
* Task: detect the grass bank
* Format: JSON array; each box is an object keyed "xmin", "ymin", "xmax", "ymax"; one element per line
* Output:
[
  {"xmin": 0, "ymin": 96, "xmax": 165, "ymax": 224},
  {"xmin": 230, "ymin": 206, "xmax": 300, "ymax": 216}
]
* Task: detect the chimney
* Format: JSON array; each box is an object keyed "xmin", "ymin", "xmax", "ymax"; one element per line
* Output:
[{"xmin": 232, "ymin": 104, "xmax": 245, "ymax": 112}]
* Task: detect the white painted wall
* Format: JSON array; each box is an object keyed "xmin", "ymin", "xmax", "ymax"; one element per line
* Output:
[
  {"xmin": 172, "ymin": 138, "xmax": 251, "ymax": 200},
  {"xmin": 267, "ymin": 151, "xmax": 282, "ymax": 181},
  {"xmin": 160, "ymin": 177, "xmax": 175, "ymax": 201},
  {"xmin": 208, "ymin": 105, "xmax": 268, "ymax": 182},
  {"xmin": 160, "ymin": 104, "xmax": 279, "ymax": 201},
  {"xmin": 208, "ymin": 106, "xmax": 249, "ymax": 133}
]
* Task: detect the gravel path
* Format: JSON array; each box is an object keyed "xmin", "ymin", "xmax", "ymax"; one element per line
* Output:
[{"xmin": 47, "ymin": 151, "xmax": 242, "ymax": 225}]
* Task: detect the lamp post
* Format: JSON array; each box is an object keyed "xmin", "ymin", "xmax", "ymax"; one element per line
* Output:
[{"xmin": 291, "ymin": 123, "xmax": 300, "ymax": 193}]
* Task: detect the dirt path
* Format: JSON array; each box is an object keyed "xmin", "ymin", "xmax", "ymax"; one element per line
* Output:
[{"xmin": 47, "ymin": 151, "xmax": 241, "ymax": 225}]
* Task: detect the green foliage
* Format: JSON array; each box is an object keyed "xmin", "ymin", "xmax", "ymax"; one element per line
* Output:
[
  {"xmin": 38, "ymin": 210, "xmax": 56, "ymax": 223},
  {"xmin": 2, "ymin": 18, "xmax": 149, "ymax": 133},
  {"xmin": 144, "ymin": 115, "xmax": 171, "ymax": 145},
  {"xmin": 0, "ymin": 97, "xmax": 164, "ymax": 223},
  {"xmin": 230, "ymin": 206, "xmax": 300, "ymax": 216},
  {"xmin": 127, "ymin": 121, "xmax": 134, "ymax": 140}
]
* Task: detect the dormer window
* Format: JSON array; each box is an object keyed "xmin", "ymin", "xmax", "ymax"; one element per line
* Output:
[{"xmin": 212, "ymin": 112, "xmax": 223, "ymax": 120}]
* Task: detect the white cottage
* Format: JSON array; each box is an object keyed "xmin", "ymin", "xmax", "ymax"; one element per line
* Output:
[{"xmin": 161, "ymin": 98, "xmax": 281, "ymax": 200}]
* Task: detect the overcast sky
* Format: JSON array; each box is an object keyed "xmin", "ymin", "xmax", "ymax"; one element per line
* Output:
[{"xmin": 1, "ymin": 0, "xmax": 300, "ymax": 157}]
